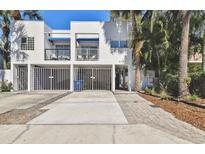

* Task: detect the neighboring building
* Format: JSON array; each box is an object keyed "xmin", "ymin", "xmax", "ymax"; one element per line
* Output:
[
  {"xmin": 10, "ymin": 20, "xmax": 136, "ymax": 92},
  {"xmin": 189, "ymin": 52, "xmax": 203, "ymax": 64}
]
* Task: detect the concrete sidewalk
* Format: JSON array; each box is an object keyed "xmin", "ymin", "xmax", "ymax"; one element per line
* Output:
[{"xmin": 0, "ymin": 124, "xmax": 192, "ymax": 144}]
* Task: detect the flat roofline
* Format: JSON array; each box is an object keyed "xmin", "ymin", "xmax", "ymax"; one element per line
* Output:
[
  {"xmin": 45, "ymin": 30, "xmax": 71, "ymax": 34},
  {"xmin": 15, "ymin": 20, "xmax": 44, "ymax": 22},
  {"xmin": 71, "ymin": 21, "xmax": 102, "ymax": 22}
]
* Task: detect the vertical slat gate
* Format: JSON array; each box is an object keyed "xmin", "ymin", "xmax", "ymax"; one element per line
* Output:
[
  {"xmin": 74, "ymin": 67, "xmax": 111, "ymax": 91},
  {"xmin": 16, "ymin": 66, "xmax": 28, "ymax": 91},
  {"xmin": 32, "ymin": 67, "xmax": 70, "ymax": 90}
]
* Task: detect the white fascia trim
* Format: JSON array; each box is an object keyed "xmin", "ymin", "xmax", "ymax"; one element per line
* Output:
[{"xmin": 45, "ymin": 30, "xmax": 70, "ymax": 34}]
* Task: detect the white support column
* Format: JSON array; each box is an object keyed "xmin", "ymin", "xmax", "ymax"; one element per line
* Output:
[
  {"xmin": 10, "ymin": 63, "xmax": 14, "ymax": 91},
  {"xmin": 123, "ymin": 67, "xmax": 126, "ymax": 85},
  {"xmin": 28, "ymin": 64, "xmax": 31, "ymax": 91},
  {"xmin": 69, "ymin": 30, "xmax": 75, "ymax": 92},
  {"xmin": 10, "ymin": 63, "xmax": 14, "ymax": 84},
  {"xmin": 128, "ymin": 65, "xmax": 132, "ymax": 92},
  {"xmin": 70, "ymin": 64, "xmax": 74, "ymax": 92},
  {"xmin": 70, "ymin": 32, "xmax": 76, "ymax": 61},
  {"xmin": 112, "ymin": 64, "xmax": 115, "ymax": 92}
]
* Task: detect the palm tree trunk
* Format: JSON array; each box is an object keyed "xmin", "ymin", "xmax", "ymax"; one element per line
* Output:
[
  {"xmin": 203, "ymin": 30, "xmax": 205, "ymax": 74},
  {"xmin": 11, "ymin": 10, "xmax": 22, "ymax": 20},
  {"xmin": 130, "ymin": 11, "xmax": 135, "ymax": 41},
  {"xmin": 178, "ymin": 11, "xmax": 190, "ymax": 97},
  {"xmin": 2, "ymin": 24, "xmax": 10, "ymax": 69},
  {"xmin": 135, "ymin": 41, "xmax": 144, "ymax": 91},
  {"xmin": 155, "ymin": 48, "xmax": 161, "ymax": 77},
  {"xmin": 129, "ymin": 11, "xmax": 142, "ymax": 91}
]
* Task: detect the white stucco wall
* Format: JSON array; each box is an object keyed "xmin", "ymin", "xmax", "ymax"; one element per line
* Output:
[
  {"xmin": 10, "ymin": 20, "xmax": 136, "ymax": 91},
  {"xmin": 11, "ymin": 21, "xmax": 45, "ymax": 64},
  {"xmin": 11, "ymin": 21, "xmax": 132, "ymax": 66},
  {"xmin": 70, "ymin": 21, "xmax": 132, "ymax": 65},
  {"xmin": 0, "ymin": 69, "xmax": 11, "ymax": 82}
]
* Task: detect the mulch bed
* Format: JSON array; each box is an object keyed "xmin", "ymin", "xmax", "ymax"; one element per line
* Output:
[
  {"xmin": 138, "ymin": 92, "xmax": 205, "ymax": 132},
  {"xmin": 0, "ymin": 101, "xmax": 51, "ymax": 124},
  {"xmin": 193, "ymin": 98, "xmax": 205, "ymax": 105}
]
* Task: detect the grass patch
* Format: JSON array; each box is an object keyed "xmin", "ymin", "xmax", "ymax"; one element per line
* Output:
[
  {"xmin": 187, "ymin": 94, "xmax": 199, "ymax": 102},
  {"xmin": 144, "ymin": 87, "xmax": 155, "ymax": 95},
  {"xmin": 160, "ymin": 90, "xmax": 171, "ymax": 100}
]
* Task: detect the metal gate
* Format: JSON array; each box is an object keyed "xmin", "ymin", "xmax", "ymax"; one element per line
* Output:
[
  {"xmin": 74, "ymin": 67, "xmax": 111, "ymax": 91},
  {"xmin": 16, "ymin": 66, "xmax": 28, "ymax": 91},
  {"xmin": 32, "ymin": 67, "xmax": 70, "ymax": 90}
]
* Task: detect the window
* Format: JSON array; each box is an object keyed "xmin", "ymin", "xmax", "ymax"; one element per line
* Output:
[
  {"xmin": 111, "ymin": 40, "xmax": 128, "ymax": 48},
  {"xmin": 21, "ymin": 37, "xmax": 34, "ymax": 50},
  {"xmin": 55, "ymin": 45, "xmax": 70, "ymax": 60}
]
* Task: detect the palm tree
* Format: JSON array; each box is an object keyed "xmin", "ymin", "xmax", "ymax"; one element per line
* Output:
[
  {"xmin": 11, "ymin": 10, "xmax": 22, "ymax": 20},
  {"xmin": 178, "ymin": 10, "xmax": 191, "ymax": 97},
  {"xmin": 112, "ymin": 10, "xmax": 152, "ymax": 91},
  {"xmin": 0, "ymin": 10, "xmax": 42, "ymax": 69},
  {"xmin": 0, "ymin": 11, "xmax": 11, "ymax": 69},
  {"xmin": 203, "ymin": 30, "xmax": 205, "ymax": 74},
  {"xmin": 23, "ymin": 10, "xmax": 42, "ymax": 20}
]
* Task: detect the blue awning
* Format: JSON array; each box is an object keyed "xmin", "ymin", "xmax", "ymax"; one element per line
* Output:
[
  {"xmin": 77, "ymin": 38, "xmax": 99, "ymax": 41},
  {"xmin": 48, "ymin": 37, "xmax": 70, "ymax": 41}
]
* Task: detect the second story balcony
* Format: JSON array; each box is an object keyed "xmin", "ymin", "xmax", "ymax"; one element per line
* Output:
[
  {"xmin": 76, "ymin": 48, "xmax": 99, "ymax": 61},
  {"xmin": 45, "ymin": 49, "xmax": 70, "ymax": 61}
]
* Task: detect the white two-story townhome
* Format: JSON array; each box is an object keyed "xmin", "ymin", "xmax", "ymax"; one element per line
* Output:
[{"xmin": 10, "ymin": 20, "xmax": 136, "ymax": 92}]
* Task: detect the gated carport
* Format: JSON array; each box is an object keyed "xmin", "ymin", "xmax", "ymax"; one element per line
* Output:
[
  {"xmin": 13, "ymin": 64, "xmax": 117, "ymax": 92},
  {"xmin": 31, "ymin": 65, "xmax": 70, "ymax": 91},
  {"xmin": 14, "ymin": 64, "xmax": 28, "ymax": 91},
  {"xmin": 73, "ymin": 65, "xmax": 112, "ymax": 91}
]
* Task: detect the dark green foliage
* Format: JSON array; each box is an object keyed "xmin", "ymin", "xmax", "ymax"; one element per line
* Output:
[
  {"xmin": 139, "ymin": 11, "xmax": 205, "ymax": 97},
  {"xmin": 0, "ymin": 81, "xmax": 13, "ymax": 92},
  {"xmin": 189, "ymin": 71, "xmax": 205, "ymax": 98}
]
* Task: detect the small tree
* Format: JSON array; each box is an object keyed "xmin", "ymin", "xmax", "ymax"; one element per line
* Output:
[{"xmin": 178, "ymin": 10, "xmax": 191, "ymax": 97}]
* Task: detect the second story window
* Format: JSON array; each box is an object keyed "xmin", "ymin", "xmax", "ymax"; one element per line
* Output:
[
  {"xmin": 111, "ymin": 40, "xmax": 128, "ymax": 48},
  {"xmin": 76, "ymin": 33, "xmax": 99, "ymax": 61},
  {"xmin": 21, "ymin": 37, "xmax": 34, "ymax": 50}
]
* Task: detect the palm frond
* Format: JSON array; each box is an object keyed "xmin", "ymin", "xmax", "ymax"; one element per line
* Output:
[{"xmin": 23, "ymin": 10, "xmax": 42, "ymax": 20}]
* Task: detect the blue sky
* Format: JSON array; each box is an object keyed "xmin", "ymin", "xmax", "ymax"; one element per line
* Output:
[{"xmin": 40, "ymin": 10, "xmax": 111, "ymax": 29}]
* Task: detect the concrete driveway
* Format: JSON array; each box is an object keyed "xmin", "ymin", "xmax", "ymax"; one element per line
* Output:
[
  {"xmin": 0, "ymin": 92, "xmax": 65, "ymax": 114},
  {"xmin": 0, "ymin": 91, "xmax": 203, "ymax": 143},
  {"xmin": 29, "ymin": 91, "xmax": 128, "ymax": 124}
]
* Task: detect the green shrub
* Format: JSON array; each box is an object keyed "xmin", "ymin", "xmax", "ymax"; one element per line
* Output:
[
  {"xmin": 0, "ymin": 81, "xmax": 13, "ymax": 92},
  {"xmin": 160, "ymin": 90, "xmax": 171, "ymax": 100},
  {"xmin": 187, "ymin": 94, "xmax": 198, "ymax": 102},
  {"xmin": 144, "ymin": 87, "xmax": 150, "ymax": 94},
  {"xmin": 184, "ymin": 76, "xmax": 191, "ymax": 87},
  {"xmin": 144, "ymin": 87, "xmax": 155, "ymax": 95},
  {"xmin": 157, "ymin": 74, "xmax": 178, "ymax": 97}
]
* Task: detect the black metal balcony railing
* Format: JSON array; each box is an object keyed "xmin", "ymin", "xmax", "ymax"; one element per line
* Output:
[
  {"xmin": 76, "ymin": 48, "xmax": 99, "ymax": 61},
  {"xmin": 45, "ymin": 49, "xmax": 70, "ymax": 61}
]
